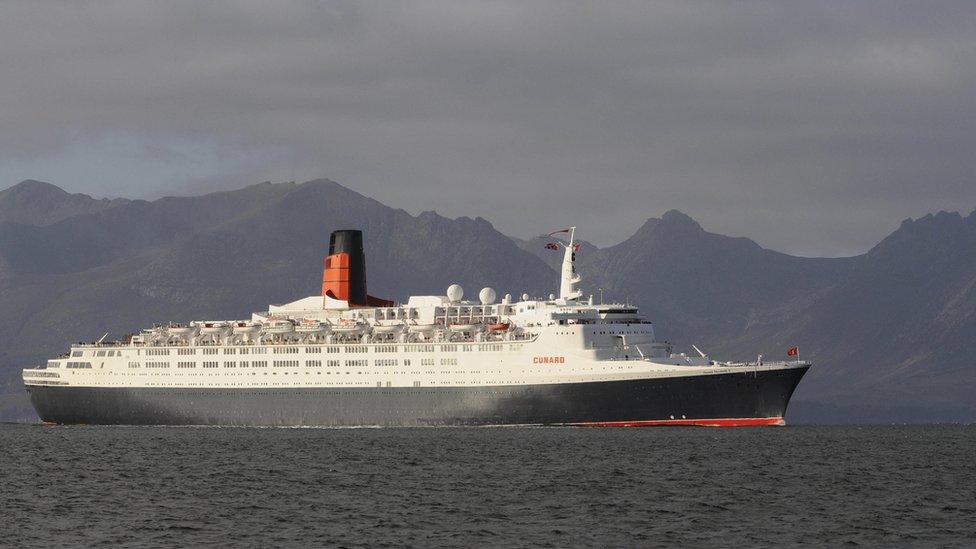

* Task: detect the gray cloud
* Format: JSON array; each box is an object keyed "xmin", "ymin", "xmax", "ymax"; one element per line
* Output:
[{"xmin": 1, "ymin": 1, "xmax": 974, "ymax": 256}]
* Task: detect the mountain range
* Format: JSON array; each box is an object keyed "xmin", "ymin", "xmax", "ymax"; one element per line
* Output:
[{"xmin": 1, "ymin": 179, "xmax": 973, "ymax": 423}]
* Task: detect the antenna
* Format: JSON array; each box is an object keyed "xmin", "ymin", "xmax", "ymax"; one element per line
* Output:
[
  {"xmin": 555, "ymin": 226, "xmax": 581, "ymax": 301},
  {"xmin": 691, "ymin": 344, "xmax": 707, "ymax": 358},
  {"xmin": 96, "ymin": 332, "xmax": 109, "ymax": 344}
]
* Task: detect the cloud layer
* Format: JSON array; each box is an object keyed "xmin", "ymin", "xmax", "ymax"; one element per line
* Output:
[{"xmin": 2, "ymin": 1, "xmax": 974, "ymax": 255}]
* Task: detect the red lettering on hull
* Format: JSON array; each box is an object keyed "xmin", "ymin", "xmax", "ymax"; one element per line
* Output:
[
  {"xmin": 575, "ymin": 417, "xmax": 785, "ymax": 427},
  {"xmin": 532, "ymin": 356, "xmax": 566, "ymax": 364}
]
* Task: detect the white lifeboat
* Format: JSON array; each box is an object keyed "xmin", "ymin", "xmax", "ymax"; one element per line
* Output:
[
  {"xmin": 232, "ymin": 322, "xmax": 262, "ymax": 336},
  {"xmin": 407, "ymin": 323, "xmax": 437, "ymax": 334},
  {"xmin": 199, "ymin": 322, "xmax": 232, "ymax": 336},
  {"xmin": 262, "ymin": 319, "xmax": 296, "ymax": 335},
  {"xmin": 448, "ymin": 323, "xmax": 480, "ymax": 333},
  {"xmin": 295, "ymin": 320, "xmax": 329, "ymax": 334},
  {"xmin": 167, "ymin": 324, "xmax": 198, "ymax": 337},
  {"xmin": 371, "ymin": 323, "xmax": 405, "ymax": 334},
  {"xmin": 331, "ymin": 320, "xmax": 366, "ymax": 335}
]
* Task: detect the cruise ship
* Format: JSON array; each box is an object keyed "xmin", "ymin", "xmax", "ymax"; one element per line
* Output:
[{"xmin": 22, "ymin": 228, "xmax": 809, "ymax": 427}]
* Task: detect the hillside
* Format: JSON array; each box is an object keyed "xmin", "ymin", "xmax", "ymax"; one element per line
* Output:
[
  {"xmin": 0, "ymin": 179, "xmax": 556, "ymax": 419},
  {"xmin": 519, "ymin": 210, "xmax": 976, "ymax": 422},
  {"xmin": 1, "ymin": 179, "xmax": 974, "ymax": 423}
]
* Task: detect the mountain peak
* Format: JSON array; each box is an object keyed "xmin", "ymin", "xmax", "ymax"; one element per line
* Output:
[
  {"xmin": 871, "ymin": 210, "xmax": 970, "ymax": 259},
  {"xmin": 1, "ymin": 179, "xmax": 70, "ymax": 198},
  {"xmin": 0, "ymin": 179, "xmax": 123, "ymax": 226},
  {"xmin": 633, "ymin": 210, "xmax": 703, "ymax": 238},
  {"xmin": 660, "ymin": 209, "xmax": 702, "ymax": 229}
]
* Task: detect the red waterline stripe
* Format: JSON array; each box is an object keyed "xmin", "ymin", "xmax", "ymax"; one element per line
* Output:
[{"xmin": 575, "ymin": 417, "xmax": 785, "ymax": 427}]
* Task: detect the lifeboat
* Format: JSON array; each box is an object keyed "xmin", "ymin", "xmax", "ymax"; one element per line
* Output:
[
  {"xmin": 448, "ymin": 323, "xmax": 480, "ymax": 332},
  {"xmin": 232, "ymin": 322, "xmax": 262, "ymax": 336},
  {"xmin": 488, "ymin": 322, "xmax": 510, "ymax": 332},
  {"xmin": 199, "ymin": 322, "xmax": 232, "ymax": 336},
  {"xmin": 371, "ymin": 323, "xmax": 405, "ymax": 334},
  {"xmin": 407, "ymin": 323, "xmax": 437, "ymax": 334},
  {"xmin": 331, "ymin": 320, "xmax": 366, "ymax": 335},
  {"xmin": 295, "ymin": 320, "xmax": 329, "ymax": 335},
  {"xmin": 262, "ymin": 319, "xmax": 296, "ymax": 335},
  {"xmin": 167, "ymin": 324, "xmax": 198, "ymax": 337}
]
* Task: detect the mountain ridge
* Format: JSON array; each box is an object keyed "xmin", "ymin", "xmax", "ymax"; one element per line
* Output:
[{"xmin": 1, "ymin": 178, "xmax": 973, "ymax": 423}]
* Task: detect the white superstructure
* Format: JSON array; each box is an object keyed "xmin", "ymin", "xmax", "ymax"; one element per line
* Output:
[{"xmin": 23, "ymin": 227, "xmax": 797, "ymax": 393}]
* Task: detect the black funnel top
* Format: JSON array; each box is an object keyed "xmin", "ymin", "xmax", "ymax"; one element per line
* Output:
[{"xmin": 329, "ymin": 229, "xmax": 367, "ymax": 305}]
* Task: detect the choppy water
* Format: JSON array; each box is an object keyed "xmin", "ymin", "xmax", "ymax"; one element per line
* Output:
[{"xmin": 1, "ymin": 424, "xmax": 974, "ymax": 548}]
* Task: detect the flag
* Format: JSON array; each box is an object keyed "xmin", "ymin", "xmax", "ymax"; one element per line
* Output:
[
  {"xmin": 573, "ymin": 243, "xmax": 581, "ymax": 252},
  {"xmin": 787, "ymin": 346, "xmax": 798, "ymax": 357},
  {"xmin": 544, "ymin": 242, "xmax": 560, "ymax": 251},
  {"xmin": 547, "ymin": 228, "xmax": 571, "ymax": 237}
]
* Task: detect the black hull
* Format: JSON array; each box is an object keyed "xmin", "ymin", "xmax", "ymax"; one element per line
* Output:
[{"xmin": 27, "ymin": 366, "xmax": 808, "ymax": 427}]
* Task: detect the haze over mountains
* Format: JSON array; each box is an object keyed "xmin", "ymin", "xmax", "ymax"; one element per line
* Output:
[{"xmin": 1, "ymin": 179, "xmax": 974, "ymax": 422}]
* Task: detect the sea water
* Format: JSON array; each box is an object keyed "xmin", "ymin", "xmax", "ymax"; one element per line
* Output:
[{"xmin": 1, "ymin": 424, "xmax": 973, "ymax": 547}]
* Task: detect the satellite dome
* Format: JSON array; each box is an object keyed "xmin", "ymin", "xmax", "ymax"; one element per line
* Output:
[
  {"xmin": 479, "ymin": 287, "xmax": 496, "ymax": 305},
  {"xmin": 446, "ymin": 284, "xmax": 464, "ymax": 303},
  {"xmin": 548, "ymin": 293, "xmax": 556, "ymax": 301},
  {"xmin": 503, "ymin": 293, "xmax": 512, "ymax": 304},
  {"xmin": 521, "ymin": 293, "xmax": 530, "ymax": 301}
]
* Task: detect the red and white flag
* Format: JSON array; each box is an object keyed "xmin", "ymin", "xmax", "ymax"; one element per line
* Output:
[
  {"xmin": 544, "ymin": 242, "xmax": 560, "ymax": 251},
  {"xmin": 787, "ymin": 346, "xmax": 798, "ymax": 357}
]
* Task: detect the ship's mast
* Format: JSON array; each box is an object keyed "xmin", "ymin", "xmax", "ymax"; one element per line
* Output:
[{"xmin": 560, "ymin": 227, "xmax": 582, "ymax": 301}]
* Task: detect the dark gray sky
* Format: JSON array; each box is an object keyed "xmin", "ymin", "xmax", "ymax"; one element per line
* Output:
[{"xmin": 2, "ymin": 2, "xmax": 974, "ymax": 256}]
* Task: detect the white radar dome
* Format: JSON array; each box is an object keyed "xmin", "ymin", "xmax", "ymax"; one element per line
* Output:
[
  {"xmin": 548, "ymin": 293, "xmax": 556, "ymax": 301},
  {"xmin": 446, "ymin": 284, "xmax": 464, "ymax": 303},
  {"xmin": 479, "ymin": 287, "xmax": 496, "ymax": 305},
  {"xmin": 521, "ymin": 293, "xmax": 530, "ymax": 301},
  {"xmin": 503, "ymin": 293, "xmax": 512, "ymax": 304}
]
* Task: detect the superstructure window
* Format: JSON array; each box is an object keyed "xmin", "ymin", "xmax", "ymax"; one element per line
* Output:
[
  {"xmin": 273, "ymin": 347, "xmax": 299, "ymax": 354},
  {"xmin": 406, "ymin": 345, "xmax": 434, "ymax": 353}
]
